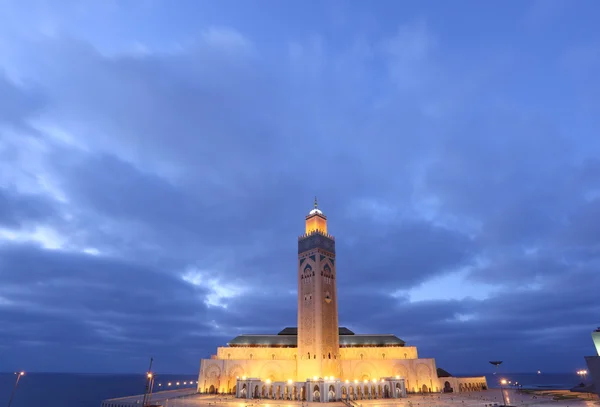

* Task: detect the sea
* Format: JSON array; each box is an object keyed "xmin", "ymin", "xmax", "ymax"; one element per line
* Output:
[{"xmin": 0, "ymin": 372, "xmax": 586, "ymax": 407}]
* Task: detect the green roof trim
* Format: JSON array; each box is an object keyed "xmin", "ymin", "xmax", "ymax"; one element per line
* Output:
[{"xmin": 228, "ymin": 332, "xmax": 405, "ymax": 348}]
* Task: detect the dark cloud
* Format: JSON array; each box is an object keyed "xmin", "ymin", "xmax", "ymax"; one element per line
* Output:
[
  {"xmin": 0, "ymin": 74, "xmax": 44, "ymax": 128},
  {"xmin": 0, "ymin": 4, "xmax": 599, "ymax": 376},
  {"xmin": 0, "ymin": 188, "xmax": 58, "ymax": 228},
  {"xmin": 0, "ymin": 243, "xmax": 218, "ymax": 372}
]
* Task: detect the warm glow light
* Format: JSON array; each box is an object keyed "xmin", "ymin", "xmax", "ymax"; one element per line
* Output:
[
  {"xmin": 168, "ymin": 382, "xmax": 172, "ymax": 386},
  {"xmin": 158, "ymin": 383, "xmax": 162, "ymax": 386},
  {"xmin": 381, "ymin": 379, "xmax": 384, "ymax": 382},
  {"xmin": 305, "ymin": 213, "xmax": 328, "ymax": 235},
  {"xmin": 313, "ymin": 376, "xmax": 318, "ymax": 381},
  {"xmin": 345, "ymin": 380, "xmax": 349, "ymax": 383},
  {"xmin": 20, "ymin": 372, "xmax": 25, "ymax": 376},
  {"xmin": 395, "ymin": 375, "xmax": 400, "ymax": 379},
  {"xmin": 242, "ymin": 376, "xmax": 247, "ymax": 380},
  {"xmin": 147, "ymin": 373, "xmax": 153, "ymax": 379},
  {"xmin": 364, "ymin": 379, "xmax": 368, "ymax": 383},
  {"xmin": 176, "ymin": 382, "xmax": 180, "ymax": 385},
  {"xmin": 500, "ymin": 379, "xmax": 507, "ymax": 385},
  {"xmin": 266, "ymin": 379, "xmax": 271, "ymax": 384},
  {"xmin": 354, "ymin": 380, "xmax": 358, "ymax": 384},
  {"xmin": 288, "ymin": 379, "xmax": 293, "ymax": 384}
]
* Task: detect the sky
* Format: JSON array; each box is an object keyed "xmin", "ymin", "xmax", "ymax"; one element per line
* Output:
[{"xmin": 0, "ymin": 0, "xmax": 600, "ymax": 375}]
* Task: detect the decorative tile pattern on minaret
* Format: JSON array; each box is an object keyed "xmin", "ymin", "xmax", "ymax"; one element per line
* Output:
[{"xmin": 297, "ymin": 198, "xmax": 340, "ymax": 381}]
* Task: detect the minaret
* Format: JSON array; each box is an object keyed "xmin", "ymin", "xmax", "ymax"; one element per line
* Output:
[{"xmin": 297, "ymin": 198, "xmax": 340, "ymax": 381}]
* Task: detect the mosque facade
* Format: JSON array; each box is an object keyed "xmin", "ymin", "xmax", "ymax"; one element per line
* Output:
[{"xmin": 197, "ymin": 201, "xmax": 487, "ymax": 402}]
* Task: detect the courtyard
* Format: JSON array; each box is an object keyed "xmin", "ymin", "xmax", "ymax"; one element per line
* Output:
[{"xmin": 153, "ymin": 389, "xmax": 599, "ymax": 407}]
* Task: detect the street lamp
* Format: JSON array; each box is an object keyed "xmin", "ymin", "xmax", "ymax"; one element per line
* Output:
[
  {"xmin": 577, "ymin": 370, "xmax": 589, "ymax": 399},
  {"xmin": 7, "ymin": 371, "xmax": 25, "ymax": 407},
  {"xmin": 577, "ymin": 370, "xmax": 588, "ymax": 382},
  {"xmin": 500, "ymin": 379, "xmax": 508, "ymax": 406}
]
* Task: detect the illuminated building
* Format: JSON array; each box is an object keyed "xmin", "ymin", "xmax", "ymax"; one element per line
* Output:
[{"xmin": 197, "ymin": 199, "xmax": 487, "ymax": 401}]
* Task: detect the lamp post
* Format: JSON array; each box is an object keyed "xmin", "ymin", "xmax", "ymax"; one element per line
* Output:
[
  {"xmin": 500, "ymin": 379, "xmax": 508, "ymax": 407},
  {"xmin": 7, "ymin": 371, "xmax": 25, "ymax": 407},
  {"xmin": 577, "ymin": 370, "xmax": 589, "ymax": 399}
]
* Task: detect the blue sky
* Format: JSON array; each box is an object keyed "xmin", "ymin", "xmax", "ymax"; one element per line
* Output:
[{"xmin": 1, "ymin": 0, "xmax": 600, "ymax": 375}]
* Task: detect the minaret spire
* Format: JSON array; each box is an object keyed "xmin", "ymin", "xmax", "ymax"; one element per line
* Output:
[{"xmin": 314, "ymin": 196, "xmax": 318, "ymax": 209}]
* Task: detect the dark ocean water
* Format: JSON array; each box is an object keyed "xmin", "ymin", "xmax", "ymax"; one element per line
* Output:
[
  {"xmin": 474, "ymin": 372, "xmax": 585, "ymax": 389},
  {"xmin": 0, "ymin": 372, "xmax": 587, "ymax": 407},
  {"xmin": 0, "ymin": 372, "xmax": 198, "ymax": 407}
]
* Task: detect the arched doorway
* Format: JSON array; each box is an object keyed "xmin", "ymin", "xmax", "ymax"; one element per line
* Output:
[
  {"xmin": 342, "ymin": 386, "xmax": 347, "ymax": 399},
  {"xmin": 444, "ymin": 381, "xmax": 452, "ymax": 393},
  {"xmin": 421, "ymin": 384, "xmax": 428, "ymax": 393},
  {"xmin": 209, "ymin": 385, "xmax": 215, "ymax": 394},
  {"xmin": 395, "ymin": 383, "xmax": 401, "ymax": 397},
  {"xmin": 240, "ymin": 384, "xmax": 247, "ymax": 397},
  {"xmin": 301, "ymin": 385, "xmax": 306, "ymax": 401},
  {"xmin": 384, "ymin": 384, "xmax": 390, "ymax": 398},
  {"xmin": 232, "ymin": 385, "xmax": 237, "ymax": 395},
  {"xmin": 328, "ymin": 385, "xmax": 335, "ymax": 401},
  {"xmin": 254, "ymin": 385, "xmax": 259, "ymax": 398},
  {"xmin": 313, "ymin": 385, "xmax": 321, "ymax": 402}
]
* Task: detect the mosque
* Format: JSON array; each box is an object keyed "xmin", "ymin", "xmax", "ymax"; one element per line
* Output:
[{"xmin": 197, "ymin": 200, "xmax": 487, "ymax": 402}]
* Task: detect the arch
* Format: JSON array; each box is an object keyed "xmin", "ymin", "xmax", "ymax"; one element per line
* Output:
[
  {"xmin": 444, "ymin": 380, "xmax": 453, "ymax": 393},
  {"xmin": 353, "ymin": 361, "xmax": 376, "ymax": 381},
  {"xmin": 209, "ymin": 385, "xmax": 215, "ymax": 394},
  {"xmin": 328, "ymin": 384, "xmax": 335, "ymax": 401},
  {"xmin": 313, "ymin": 385, "xmax": 321, "ymax": 402},
  {"xmin": 421, "ymin": 384, "xmax": 428, "ymax": 393},
  {"xmin": 205, "ymin": 364, "xmax": 221, "ymax": 377},
  {"xmin": 259, "ymin": 361, "xmax": 282, "ymax": 382},
  {"xmin": 416, "ymin": 363, "xmax": 431, "ymax": 378},
  {"xmin": 228, "ymin": 364, "xmax": 245, "ymax": 381},
  {"xmin": 393, "ymin": 363, "xmax": 409, "ymax": 379},
  {"xmin": 232, "ymin": 385, "xmax": 237, "ymax": 395},
  {"xmin": 261, "ymin": 385, "xmax": 267, "ymax": 398},
  {"xmin": 254, "ymin": 385, "xmax": 259, "ymax": 398},
  {"xmin": 384, "ymin": 384, "xmax": 390, "ymax": 398}
]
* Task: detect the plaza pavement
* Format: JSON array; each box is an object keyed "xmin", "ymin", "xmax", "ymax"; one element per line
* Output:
[{"xmin": 152, "ymin": 389, "xmax": 599, "ymax": 407}]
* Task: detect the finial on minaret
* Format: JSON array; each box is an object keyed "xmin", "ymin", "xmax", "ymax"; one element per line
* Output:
[{"xmin": 314, "ymin": 196, "xmax": 318, "ymax": 209}]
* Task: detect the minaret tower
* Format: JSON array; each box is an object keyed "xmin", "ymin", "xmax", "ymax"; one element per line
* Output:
[{"xmin": 297, "ymin": 198, "xmax": 340, "ymax": 381}]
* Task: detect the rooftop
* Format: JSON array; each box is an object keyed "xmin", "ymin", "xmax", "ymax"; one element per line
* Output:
[{"xmin": 227, "ymin": 328, "xmax": 405, "ymax": 348}]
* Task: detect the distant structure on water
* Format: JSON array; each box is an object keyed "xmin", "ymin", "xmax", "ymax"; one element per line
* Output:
[
  {"xmin": 584, "ymin": 327, "xmax": 600, "ymax": 395},
  {"xmin": 197, "ymin": 200, "xmax": 488, "ymax": 402}
]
